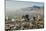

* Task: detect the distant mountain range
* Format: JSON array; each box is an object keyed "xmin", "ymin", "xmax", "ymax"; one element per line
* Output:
[{"xmin": 21, "ymin": 6, "xmax": 44, "ymax": 11}]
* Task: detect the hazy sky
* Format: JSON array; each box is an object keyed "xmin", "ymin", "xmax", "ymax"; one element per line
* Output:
[
  {"xmin": 5, "ymin": 0, "xmax": 44, "ymax": 17},
  {"xmin": 6, "ymin": 0, "xmax": 44, "ymax": 10}
]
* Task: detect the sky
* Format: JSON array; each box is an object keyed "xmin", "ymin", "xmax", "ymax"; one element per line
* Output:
[
  {"xmin": 6, "ymin": 0, "xmax": 44, "ymax": 10},
  {"xmin": 5, "ymin": 0, "xmax": 44, "ymax": 16}
]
